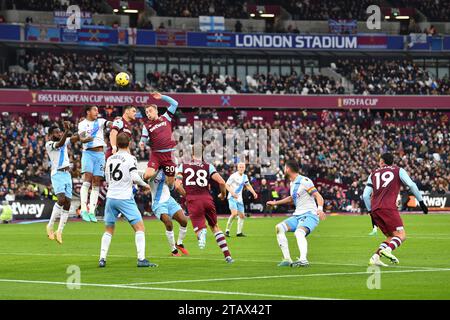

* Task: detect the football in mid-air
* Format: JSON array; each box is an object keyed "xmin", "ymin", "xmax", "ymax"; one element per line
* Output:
[{"xmin": 115, "ymin": 72, "xmax": 130, "ymax": 86}]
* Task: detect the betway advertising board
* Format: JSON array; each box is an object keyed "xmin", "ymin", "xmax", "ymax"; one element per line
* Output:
[{"xmin": 10, "ymin": 199, "xmax": 53, "ymax": 220}]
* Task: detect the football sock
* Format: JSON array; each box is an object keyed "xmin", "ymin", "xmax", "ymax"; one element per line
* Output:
[
  {"xmin": 276, "ymin": 223, "xmax": 291, "ymax": 261},
  {"xmin": 166, "ymin": 230, "xmax": 176, "ymax": 251},
  {"xmin": 388, "ymin": 236, "xmax": 402, "ymax": 251},
  {"xmin": 225, "ymin": 215, "xmax": 235, "ymax": 233},
  {"xmin": 135, "ymin": 231, "xmax": 146, "ymax": 260},
  {"xmin": 214, "ymin": 231, "xmax": 231, "ymax": 258},
  {"xmin": 100, "ymin": 232, "xmax": 112, "ymax": 260},
  {"xmin": 237, "ymin": 217, "xmax": 244, "ymax": 234},
  {"xmin": 48, "ymin": 203, "xmax": 62, "ymax": 229},
  {"xmin": 177, "ymin": 226, "xmax": 187, "ymax": 245},
  {"xmin": 372, "ymin": 225, "xmax": 377, "ymax": 232},
  {"xmin": 80, "ymin": 182, "xmax": 90, "ymax": 212},
  {"xmin": 295, "ymin": 228, "xmax": 308, "ymax": 261},
  {"xmin": 57, "ymin": 209, "xmax": 69, "ymax": 233},
  {"xmin": 376, "ymin": 241, "xmax": 389, "ymax": 255},
  {"xmin": 89, "ymin": 186, "xmax": 100, "ymax": 214}
]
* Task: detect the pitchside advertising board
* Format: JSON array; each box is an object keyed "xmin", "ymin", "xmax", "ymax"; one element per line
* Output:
[
  {"xmin": 7, "ymin": 193, "xmax": 450, "ymax": 221},
  {"xmin": 8, "ymin": 199, "xmax": 53, "ymax": 220}
]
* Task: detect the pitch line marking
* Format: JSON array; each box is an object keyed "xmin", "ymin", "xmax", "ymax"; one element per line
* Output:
[
  {"xmin": 0, "ymin": 279, "xmax": 341, "ymax": 300},
  {"xmin": 0, "ymin": 251, "xmax": 444, "ymax": 271},
  {"xmin": 125, "ymin": 268, "xmax": 450, "ymax": 286}
]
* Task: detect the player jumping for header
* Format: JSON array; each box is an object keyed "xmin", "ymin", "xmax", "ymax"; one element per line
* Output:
[
  {"xmin": 140, "ymin": 92, "xmax": 179, "ymax": 189},
  {"xmin": 99, "ymin": 133, "xmax": 157, "ymax": 268},
  {"xmin": 224, "ymin": 162, "xmax": 258, "ymax": 237},
  {"xmin": 175, "ymin": 148, "xmax": 234, "ymax": 263},
  {"xmin": 363, "ymin": 153, "xmax": 428, "ymax": 267},
  {"xmin": 78, "ymin": 106, "xmax": 112, "ymax": 222},
  {"xmin": 267, "ymin": 160, "xmax": 326, "ymax": 267},
  {"xmin": 45, "ymin": 121, "xmax": 79, "ymax": 244}
]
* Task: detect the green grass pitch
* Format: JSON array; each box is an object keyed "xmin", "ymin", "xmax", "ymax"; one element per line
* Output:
[{"xmin": 1, "ymin": 214, "xmax": 450, "ymax": 300}]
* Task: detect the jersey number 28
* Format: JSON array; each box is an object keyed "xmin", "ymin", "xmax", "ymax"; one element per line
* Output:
[{"xmin": 185, "ymin": 168, "xmax": 208, "ymax": 187}]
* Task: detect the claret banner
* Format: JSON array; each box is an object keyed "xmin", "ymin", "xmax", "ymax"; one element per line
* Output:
[{"xmin": 0, "ymin": 89, "xmax": 450, "ymax": 109}]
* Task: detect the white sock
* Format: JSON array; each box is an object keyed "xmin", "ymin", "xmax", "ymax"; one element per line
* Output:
[
  {"xmin": 135, "ymin": 231, "xmax": 146, "ymax": 260},
  {"xmin": 48, "ymin": 203, "xmax": 62, "ymax": 229},
  {"xmin": 100, "ymin": 232, "xmax": 112, "ymax": 260},
  {"xmin": 372, "ymin": 225, "xmax": 377, "ymax": 232},
  {"xmin": 295, "ymin": 228, "xmax": 308, "ymax": 262},
  {"xmin": 237, "ymin": 216, "xmax": 244, "ymax": 234},
  {"xmin": 80, "ymin": 182, "xmax": 90, "ymax": 212},
  {"xmin": 89, "ymin": 186, "xmax": 100, "ymax": 214},
  {"xmin": 166, "ymin": 230, "xmax": 176, "ymax": 251},
  {"xmin": 226, "ymin": 215, "xmax": 235, "ymax": 232},
  {"xmin": 57, "ymin": 209, "xmax": 69, "ymax": 233},
  {"xmin": 276, "ymin": 223, "xmax": 291, "ymax": 261},
  {"xmin": 177, "ymin": 226, "xmax": 187, "ymax": 245}
]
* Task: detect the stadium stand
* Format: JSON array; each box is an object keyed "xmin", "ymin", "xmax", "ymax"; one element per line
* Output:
[
  {"xmin": 5, "ymin": 0, "xmax": 107, "ymax": 13},
  {"xmin": 334, "ymin": 59, "xmax": 450, "ymax": 95},
  {"xmin": 1, "ymin": 51, "xmax": 449, "ymax": 95},
  {"xmin": 0, "ymin": 52, "xmax": 116, "ymax": 91},
  {"xmin": 153, "ymin": 0, "xmax": 248, "ymax": 19}
]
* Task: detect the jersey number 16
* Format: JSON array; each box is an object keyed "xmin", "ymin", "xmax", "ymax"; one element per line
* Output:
[{"xmin": 109, "ymin": 163, "xmax": 123, "ymax": 181}]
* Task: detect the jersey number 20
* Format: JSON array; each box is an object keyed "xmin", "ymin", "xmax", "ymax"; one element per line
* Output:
[
  {"xmin": 185, "ymin": 168, "xmax": 208, "ymax": 187},
  {"xmin": 374, "ymin": 171, "xmax": 394, "ymax": 189}
]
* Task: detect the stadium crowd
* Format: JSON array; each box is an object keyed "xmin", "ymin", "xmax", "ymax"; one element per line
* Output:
[
  {"xmin": 1, "ymin": 51, "xmax": 449, "ymax": 96},
  {"xmin": 153, "ymin": 0, "xmax": 248, "ymax": 19},
  {"xmin": 3, "ymin": 0, "xmax": 449, "ymax": 23},
  {"xmin": 5, "ymin": 0, "xmax": 107, "ymax": 13},
  {"xmin": 1, "ymin": 109, "xmax": 449, "ymax": 213},
  {"xmin": 334, "ymin": 59, "xmax": 450, "ymax": 95},
  {"xmin": 0, "ymin": 52, "xmax": 115, "ymax": 91}
]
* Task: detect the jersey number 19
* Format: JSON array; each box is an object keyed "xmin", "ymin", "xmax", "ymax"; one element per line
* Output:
[{"xmin": 374, "ymin": 171, "xmax": 394, "ymax": 189}]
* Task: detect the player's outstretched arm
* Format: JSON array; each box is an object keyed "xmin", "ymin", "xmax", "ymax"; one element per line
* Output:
[
  {"xmin": 139, "ymin": 125, "xmax": 149, "ymax": 148},
  {"xmin": 130, "ymin": 169, "xmax": 151, "ymax": 191},
  {"xmin": 225, "ymin": 182, "xmax": 238, "ymax": 199},
  {"xmin": 78, "ymin": 131, "xmax": 94, "ymax": 144},
  {"xmin": 54, "ymin": 121, "xmax": 71, "ymax": 148},
  {"xmin": 174, "ymin": 178, "xmax": 187, "ymax": 197},
  {"xmin": 245, "ymin": 183, "xmax": 258, "ymax": 199},
  {"xmin": 313, "ymin": 191, "xmax": 326, "ymax": 220},
  {"xmin": 69, "ymin": 133, "xmax": 80, "ymax": 145},
  {"xmin": 154, "ymin": 92, "xmax": 179, "ymax": 115},
  {"xmin": 399, "ymin": 168, "xmax": 428, "ymax": 214},
  {"xmin": 211, "ymin": 172, "xmax": 227, "ymax": 200},
  {"xmin": 362, "ymin": 175, "xmax": 373, "ymax": 212},
  {"xmin": 267, "ymin": 196, "xmax": 293, "ymax": 207},
  {"xmin": 362, "ymin": 185, "xmax": 373, "ymax": 212}
]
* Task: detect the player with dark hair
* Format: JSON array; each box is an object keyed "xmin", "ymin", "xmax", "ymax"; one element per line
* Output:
[
  {"xmin": 78, "ymin": 106, "xmax": 112, "ymax": 222},
  {"xmin": 100, "ymin": 133, "xmax": 156, "ymax": 268},
  {"xmin": 267, "ymin": 160, "xmax": 326, "ymax": 267},
  {"xmin": 140, "ymin": 92, "xmax": 179, "ymax": 189},
  {"xmin": 363, "ymin": 153, "xmax": 428, "ymax": 267},
  {"xmin": 175, "ymin": 148, "xmax": 234, "ymax": 263},
  {"xmin": 45, "ymin": 121, "xmax": 79, "ymax": 244},
  {"xmin": 106, "ymin": 105, "xmax": 137, "ymax": 159}
]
